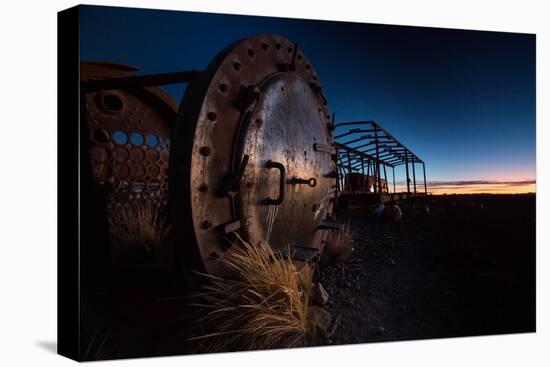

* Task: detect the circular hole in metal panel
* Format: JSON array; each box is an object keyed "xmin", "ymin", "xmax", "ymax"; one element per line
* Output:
[
  {"xmin": 117, "ymin": 180, "xmax": 130, "ymax": 191},
  {"xmin": 130, "ymin": 148, "xmax": 145, "ymax": 162},
  {"xmin": 149, "ymin": 180, "xmax": 161, "ymax": 191},
  {"xmin": 103, "ymin": 94, "xmax": 124, "ymax": 112},
  {"xmin": 93, "ymin": 163, "xmax": 111, "ymax": 179},
  {"xmin": 130, "ymin": 132, "xmax": 144, "ymax": 146},
  {"xmin": 113, "ymin": 164, "xmax": 130, "ymax": 178},
  {"xmin": 146, "ymin": 149, "xmax": 160, "ymax": 162},
  {"xmin": 132, "ymin": 181, "xmax": 145, "ymax": 193},
  {"xmin": 112, "ymin": 130, "xmax": 128, "ymax": 145},
  {"xmin": 145, "ymin": 134, "xmax": 159, "ymax": 148},
  {"xmin": 91, "ymin": 147, "xmax": 109, "ymax": 162},
  {"xmin": 133, "ymin": 164, "xmax": 146, "ymax": 177},
  {"xmin": 93, "ymin": 128, "xmax": 110, "ymax": 143},
  {"xmin": 207, "ymin": 112, "xmax": 217, "ymax": 121},
  {"xmin": 113, "ymin": 147, "xmax": 129, "ymax": 162},
  {"xmin": 147, "ymin": 165, "xmax": 160, "ymax": 177}
]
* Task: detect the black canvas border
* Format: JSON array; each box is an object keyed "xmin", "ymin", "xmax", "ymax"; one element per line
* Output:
[{"xmin": 57, "ymin": 5, "xmax": 80, "ymax": 361}]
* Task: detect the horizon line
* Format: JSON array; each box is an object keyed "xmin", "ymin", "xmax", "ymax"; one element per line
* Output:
[{"xmin": 426, "ymin": 179, "xmax": 535, "ymax": 187}]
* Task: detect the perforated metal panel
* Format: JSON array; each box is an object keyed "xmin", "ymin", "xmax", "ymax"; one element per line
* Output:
[{"xmin": 81, "ymin": 62, "xmax": 177, "ymax": 209}]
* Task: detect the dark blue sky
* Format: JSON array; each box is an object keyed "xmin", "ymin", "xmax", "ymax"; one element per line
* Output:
[{"xmin": 80, "ymin": 5, "xmax": 536, "ymax": 182}]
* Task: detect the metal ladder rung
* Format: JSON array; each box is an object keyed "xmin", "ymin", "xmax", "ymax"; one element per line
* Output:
[
  {"xmin": 317, "ymin": 220, "xmax": 346, "ymax": 231},
  {"xmin": 277, "ymin": 245, "xmax": 319, "ymax": 263}
]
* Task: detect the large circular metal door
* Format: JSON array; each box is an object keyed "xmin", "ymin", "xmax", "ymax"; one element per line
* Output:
[
  {"xmin": 237, "ymin": 73, "xmax": 333, "ymax": 250},
  {"xmin": 172, "ymin": 34, "xmax": 336, "ymax": 275}
]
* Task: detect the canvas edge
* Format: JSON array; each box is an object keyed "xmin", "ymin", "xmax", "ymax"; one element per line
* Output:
[{"xmin": 57, "ymin": 4, "xmax": 81, "ymax": 362}]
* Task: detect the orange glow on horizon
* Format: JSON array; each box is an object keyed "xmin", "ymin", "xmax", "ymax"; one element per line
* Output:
[
  {"xmin": 390, "ymin": 180, "xmax": 535, "ymax": 195},
  {"xmin": 428, "ymin": 182, "xmax": 536, "ymax": 195}
]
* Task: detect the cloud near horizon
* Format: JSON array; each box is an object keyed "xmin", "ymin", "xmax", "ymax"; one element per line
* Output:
[
  {"xmin": 424, "ymin": 179, "xmax": 535, "ymax": 194},
  {"xmin": 426, "ymin": 179, "xmax": 536, "ymax": 187}
]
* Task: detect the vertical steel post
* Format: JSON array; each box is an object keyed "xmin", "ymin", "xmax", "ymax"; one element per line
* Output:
[
  {"xmin": 361, "ymin": 156, "xmax": 366, "ymax": 191},
  {"xmin": 336, "ymin": 151, "xmax": 342, "ymax": 192},
  {"xmin": 405, "ymin": 151, "xmax": 410, "ymax": 194},
  {"xmin": 346, "ymin": 150, "xmax": 353, "ymax": 192},
  {"xmin": 374, "ymin": 128, "xmax": 382, "ymax": 201},
  {"xmin": 392, "ymin": 166, "xmax": 396, "ymax": 193},
  {"xmin": 412, "ymin": 157, "xmax": 417, "ymax": 194},
  {"xmin": 373, "ymin": 163, "xmax": 377, "ymax": 194},
  {"xmin": 422, "ymin": 162, "xmax": 427, "ymax": 194},
  {"xmin": 383, "ymin": 164, "xmax": 388, "ymax": 193},
  {"xmin": 367, "ymin": 160, "xmax": 371, "ymax": 192},
  {"xmin": 339, "ymin": 164, "xmax": 345, "ymax": 192}
]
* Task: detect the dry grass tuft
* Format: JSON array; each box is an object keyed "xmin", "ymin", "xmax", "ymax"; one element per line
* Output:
[
  {"xmin": 322, "ymin": 221, "xmax": 354, "ymax": 264},
  {"xmin": 187, "ymin": 238, "xmax": 314, "ymax": 352},
  {"xmin": 108, "ymin": 202, "xmax": 169, "ymax": 254}
]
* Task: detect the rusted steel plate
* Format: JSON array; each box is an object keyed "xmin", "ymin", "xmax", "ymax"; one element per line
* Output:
[
  {"xmin": 345, "ymin": 173, "xmax": 387, "ymax": 192},
  {"xmin": 237, "ymin": 73, "xmax": 333, "ymax": 249},
  {"xmin": 172, "ymin": 34, "xmax": 336, "ymax": 275}
]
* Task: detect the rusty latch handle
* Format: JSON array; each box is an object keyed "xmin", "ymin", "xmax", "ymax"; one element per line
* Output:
[
  {"xmin": 264, "ymin": 160, "xmax": 286, "ymax": 205},
  {"xmin": 287, "ymin": 177, "xmax": 317, "ymax": 187}
]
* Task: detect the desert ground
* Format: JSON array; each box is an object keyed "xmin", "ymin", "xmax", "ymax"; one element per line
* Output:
[
  {"xmin": 316, "ymin": 193, "xmax": 536, "ymax": 344},
  {"xmin": 81, "ymin": 193, "xmax": 535, "ymax": 359}
]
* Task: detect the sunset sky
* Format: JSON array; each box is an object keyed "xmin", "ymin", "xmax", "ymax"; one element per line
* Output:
[{"xmin": 79, "ymin": 6, "xmax": 536, "ymax": 194}]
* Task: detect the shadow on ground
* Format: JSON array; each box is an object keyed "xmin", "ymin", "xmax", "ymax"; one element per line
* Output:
[{"xmin": 36, "ymin": 341, "xmax": 57, "ymax": 354}]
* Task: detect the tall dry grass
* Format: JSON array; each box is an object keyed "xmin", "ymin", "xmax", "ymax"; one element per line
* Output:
[
  {"xmin": 108, "ymin": 202, "xmax": 169, "ymax": 253},
  {"xmin": 322, "ymin": 221, "xmax": 354, "ymax": 264},
  {"xmin": 187, "ymin": 238, "xmax": 314, "ymax": 352}
]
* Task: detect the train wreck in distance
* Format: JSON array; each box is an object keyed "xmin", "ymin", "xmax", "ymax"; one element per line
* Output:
[{"xmin": 334, "ymin": 120, "xmax": 427, "ymax": 208}]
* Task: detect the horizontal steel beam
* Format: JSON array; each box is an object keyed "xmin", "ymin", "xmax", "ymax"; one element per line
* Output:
[
  {"xmin": 333, "ymin": 120, "xmax": 376, "ymax": 129},
  {"xmin": 336, "ymin": 120, "xmax": 423, "ymax": 162},
  {"xmin": 82, "ymin": 70, "xmax": 200, "ymax": 92},
  {"xmin": 334, "ymin": 129, "xmax": 377, "ymax": 139}
]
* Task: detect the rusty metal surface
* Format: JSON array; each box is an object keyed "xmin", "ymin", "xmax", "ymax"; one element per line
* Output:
[
  {"xmin": 80, "ymin": 62, "xmax": 177, "ymax": 210},
  {"xmin": 237, "ymin": 73, "xmax": 334, "ymax": 250},
  {"xmin": 345, "ymin": 173, "xmax": 386, "ymax": 192},
  {"xmin": 172, "ymin": 34, "xmax": 336, "ymax": 275}
]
